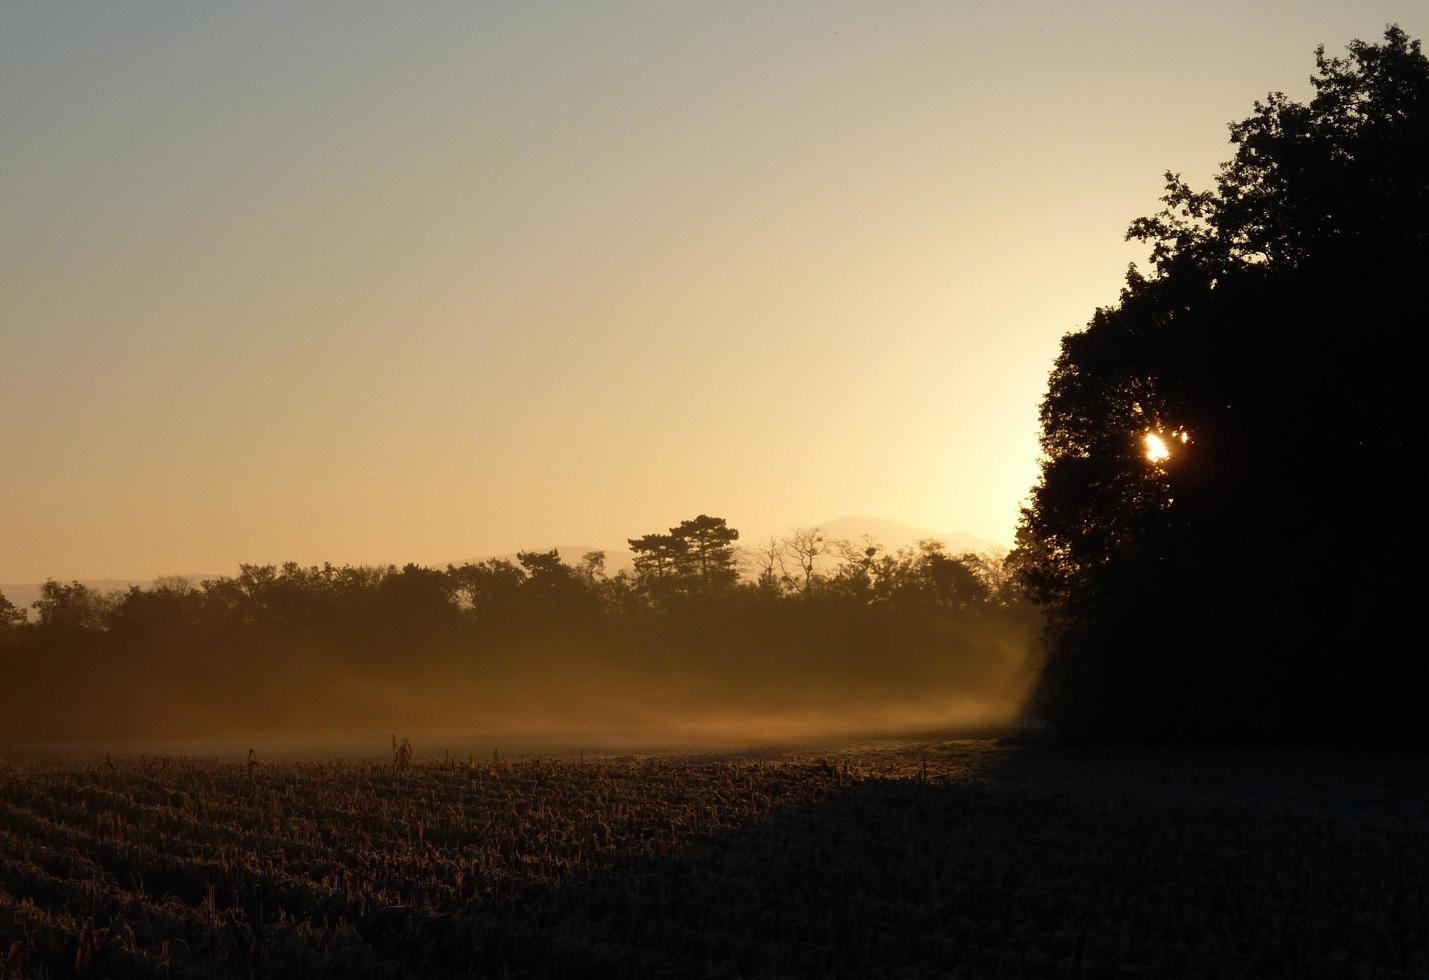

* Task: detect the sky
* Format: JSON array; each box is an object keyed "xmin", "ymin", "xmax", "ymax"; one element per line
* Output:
[{"xmin": 2, "ymin": 1, "xmax": 1423, "ymax": 582}]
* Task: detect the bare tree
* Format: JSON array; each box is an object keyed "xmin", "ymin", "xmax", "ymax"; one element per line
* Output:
[
  {"xmin": 744, "ymin": 536, "xmax": 790, "ymax": 594},
  {"xmin": 833, "ymin": 535, "xmax": 881, "ymax": 591},
  {"xmin": 782, "ymin": 527, "xmax": 829, "ymax": 593}
]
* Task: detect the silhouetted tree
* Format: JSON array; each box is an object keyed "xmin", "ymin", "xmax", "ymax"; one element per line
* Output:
[
  {"xmin": 0, "ymin": 590, "xmax": 24, "ymax": 629},
  {"xmin": 32, "ymin": 580, "xmax": 108, "ymax": 630},
  {"xmin": 748, "ymin": 535, "xmax": 792, "ymax": 595},
  {"xmin": 670, "ymin": 515, "xmax": 740, "ymax": 590},
  {"xmin": 917, "ymin": 543, "xmax": 993, "ymax": 609},
  {"xmin": 448, "ymin": 559, "xmax": 524, "ymax": 617},
  {"xmin": 1020, "ymin": 27, "xmax": 1429, "ymax": 742},
  {"xmin": 782, "ymin": 527, "xmax": 829, "ymax": 593},
  {"xmin": 375, "ymin": 563, "xmax": 457, "ymax": 625},
  {"xmin": 578, "ymin": 550, "xmax": 607, "ymax": 582},
  {"xmin": 628, "ymin": 533, "xmax": 683, "ymax": 591},
  {"xmin": 106, "ymin": 583, "xmax": 197, "ymax": 636},
  {"xmin": 515, "ymin": 549, "xmax": 600, "ymax": 621}
]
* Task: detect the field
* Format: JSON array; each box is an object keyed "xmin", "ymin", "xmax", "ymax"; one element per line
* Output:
[{"xmin": 2, "ymin": 740, "xmax": 1428, "ymax": 979}]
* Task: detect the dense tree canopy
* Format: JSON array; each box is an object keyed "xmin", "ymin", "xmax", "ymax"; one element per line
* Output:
[{"xmin": 1020, "ymin": 28, "xmax": 1429, "ymax": 741}]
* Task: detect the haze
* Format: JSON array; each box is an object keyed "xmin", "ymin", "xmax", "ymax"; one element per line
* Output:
[{"xmin": 2, "ymin": 1, "xmax": 1421, "ymax": 583}]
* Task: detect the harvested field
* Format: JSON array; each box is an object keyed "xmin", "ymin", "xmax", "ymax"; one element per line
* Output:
[{"xmin": 1, "ymin": 740, "xmax": 1427, "ymax": 978}]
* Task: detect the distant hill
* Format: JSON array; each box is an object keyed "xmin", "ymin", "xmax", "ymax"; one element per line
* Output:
[{"xmin": 792, "ymin": 515, "xmax": 1001, "ymax": 556}]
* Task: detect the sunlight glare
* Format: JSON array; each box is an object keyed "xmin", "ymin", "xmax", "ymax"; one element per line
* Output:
[{"xmin": 1144, "ymin": 432, "xmax": 1171, "ymax": 463}]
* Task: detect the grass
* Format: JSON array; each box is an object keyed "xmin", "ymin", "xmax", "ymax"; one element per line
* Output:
[{"xmin": 2, "ymin": 740, "xmax": 1427, "ymax": 978}]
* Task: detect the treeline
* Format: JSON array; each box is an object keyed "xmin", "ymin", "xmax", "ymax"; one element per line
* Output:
[{"xmin": 0, "ymin": 516, "xmax": 1038, "ymax": 742}]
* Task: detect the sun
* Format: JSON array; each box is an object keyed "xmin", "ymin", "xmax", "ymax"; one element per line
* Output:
[{"xmin": 1144, "ymin": 432, "xmax": 1171, "ymax": 463}]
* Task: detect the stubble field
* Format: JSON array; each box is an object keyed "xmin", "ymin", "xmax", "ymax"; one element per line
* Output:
[{"xmin": 2, "ymin": 739, "xmax": 1427, "ymax": 979}]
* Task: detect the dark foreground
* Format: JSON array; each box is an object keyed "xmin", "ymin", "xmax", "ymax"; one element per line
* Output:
[{"xmin": 2, "ymin": 741, "xmax": 1427, "ymax": 979}]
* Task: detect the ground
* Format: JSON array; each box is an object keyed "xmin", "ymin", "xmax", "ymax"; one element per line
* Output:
[{"xmin": 2, "ymin": 739, "xmax": 1427, "ymax": 978}]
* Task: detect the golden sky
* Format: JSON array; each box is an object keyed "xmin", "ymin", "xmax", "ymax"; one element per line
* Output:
[{"xmin": 1, "ymin": 2, "xmax": 1422, "ymax": 581}]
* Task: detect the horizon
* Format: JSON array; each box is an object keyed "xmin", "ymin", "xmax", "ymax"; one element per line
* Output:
[{"xmin": 0, "ymin": 513, "xmax": 998, "ymax": 589}]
